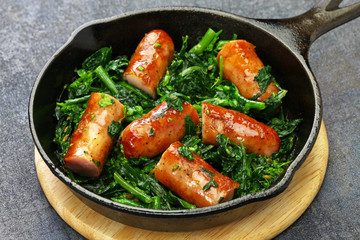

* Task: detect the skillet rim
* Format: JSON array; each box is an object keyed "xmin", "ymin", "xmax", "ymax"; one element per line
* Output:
[{"xmin": 29, "ymin": 6, "xmax": 322, "ymax": 218}]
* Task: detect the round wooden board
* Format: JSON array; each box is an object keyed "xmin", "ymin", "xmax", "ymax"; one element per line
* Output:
[{"xmin": 35, "ymin": 121, "xmax": 328, "ymax": 240}]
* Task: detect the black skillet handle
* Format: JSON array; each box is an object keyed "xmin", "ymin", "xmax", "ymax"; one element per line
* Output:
[{"xmin": 255, "ymin": 0, "xmax": 360, "ymax": 58}]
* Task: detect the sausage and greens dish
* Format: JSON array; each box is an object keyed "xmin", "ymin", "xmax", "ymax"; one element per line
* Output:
[{"xmin": 54, "ymin": 28, "xmax": 301, "ymax": 209}]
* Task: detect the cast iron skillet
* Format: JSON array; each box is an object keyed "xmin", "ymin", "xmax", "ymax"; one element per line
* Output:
[{"xmin": 29, "ymin": 0, "xmax": 360, "ymax": 231}]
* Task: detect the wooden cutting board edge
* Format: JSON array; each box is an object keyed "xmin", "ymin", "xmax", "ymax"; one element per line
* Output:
[{"xmin": 35, "ymin": 121, "xmax": 328, "ymax": 240}]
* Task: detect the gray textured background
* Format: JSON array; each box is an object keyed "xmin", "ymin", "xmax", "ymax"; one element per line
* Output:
[{"xmin": 1, "ymin": 0, "xmax": 359, "ymax": 239}]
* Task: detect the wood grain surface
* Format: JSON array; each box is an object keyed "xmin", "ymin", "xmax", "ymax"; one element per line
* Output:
[{"xmin": 35, "ymin": 121, "xmax": 328, "ymax": 240}]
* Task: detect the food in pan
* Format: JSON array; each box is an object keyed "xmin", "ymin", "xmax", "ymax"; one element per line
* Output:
[
  {"xmin": 154, "ymin": 141, "xmax": 239, "ymax": 207},
  {"xmin": 120, "ymin": 100, "xmax": 200, "ymax": 159},
  {"xmin": 123, "ymin": 29, "xmax": 175, "ymax": 98},
  {"xmin": 201, "ymin": 102, "xmax": 280, "ymax": 156},
  {"xmin": 54, "ymin": 28, "xmax": 301, "ymax": 209},
  {"xmin": 64, "ymin": 92, "xmax": 125, "ymax": 178},
  {"xmin": 217, "ymin": 40, "xmax": 279, "ymax": 101}
]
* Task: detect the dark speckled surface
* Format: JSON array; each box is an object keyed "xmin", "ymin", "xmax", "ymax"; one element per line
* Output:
[{"xmin": 1, "ymin": 0, "xmax": 359, "ymax": 239}]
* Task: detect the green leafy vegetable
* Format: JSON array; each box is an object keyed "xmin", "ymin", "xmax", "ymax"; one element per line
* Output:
[
  {"xmin": 267, "ymin": 116, "xmax": 302, "ymax": 138},
  {"xmin": 108, "ymin": 120, "xmax": 123, "ymax": 138},
  {"xmin": 157, "ymin": 33, "xmax": 220, "ymax": 103},
  {"xmin": 203, "ymin": 82, "xmax": 266, "ymax": 115},
  {"xmin": 95, "ymin": 65, "xmax": 119, "ymax": 95},
  {"xmin": 168, "ymin": 191, "xmax": 196, "ymax": 209},
  {"xmin": 204, "ymin": 133, "xmax": 294, "ymax": 197},
  {"xmin": 184, "ymin": 115, "xmax": 196, "ymax": 136},
  {"xmin": 118, "ymin": 81, "xmax": 151, "ymax": 100},
  {"xmin": 82, "ymin": 47, "xmax": 112, "ymax": 71},
  {"xmin": 215, "ymin": 134, "xmax": 246, "ymax": 176},
  {"xmin": 253, "ymin": 66, "xmax": 275, "ymax": 96},
  {"xmin": 53, "ymin": 28, "xmax": 302, "ymax": 210},
  {"xmin": 114, "ymin": 172, "xmax": 153, "ymax": 204},
  {"xmin": 178, "ymin": 146, "xmax": 194, "ymax": 161},
  {"xmin": 189, "ymin": 28, "xmax": 217, "ymax": 54},
  {"xmin": 68, "ymin": 70, "xmax": 94, "ymax": 98},
  {"xmin": 257, "ymin": 90, "xmax": 287, "ymax": 120}
]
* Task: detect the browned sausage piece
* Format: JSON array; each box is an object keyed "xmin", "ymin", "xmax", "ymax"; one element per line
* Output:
[
  {"xmin": 64, "ymin": 92, "xmax": 125, "ymax": 179},
  {"xmin": 202, "ymin": 102, "xmax": 280, "ymax": 156},
  {"xmin": 217, "ymin": 40, "xmax": 279, "ymax": 101},
  {"xmin": 123, "ymin": 29, "xmax": 175, "ymax": 98},
  {"xmin": 154, "ymin": 141, "xmax": 239, "ymax": 208},
  {"xmin": 120, "ymin": 101, "xmax": 200, "ymax": 159}
]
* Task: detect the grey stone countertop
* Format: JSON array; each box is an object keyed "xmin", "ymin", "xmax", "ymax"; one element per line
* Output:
[{"xmin": 1, "ymin": 0, "xmax": 359, "ymax": 239}]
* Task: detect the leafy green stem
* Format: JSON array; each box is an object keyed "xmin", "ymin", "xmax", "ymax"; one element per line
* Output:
[
  {"xmin": 180, "ymin": 66, "xmax": 202, "ymax": 77},
  {"xmin": 189, "ymin": 28, "xmax": 217, "ymax": 54},
  {"xmin": 118, "ymin": 81, "xmax": 150, "ymax": 100},
  {"xmin": 63, "ymin": 95, "xmax": 90, "ymax": 104},
  {"xmin": 114, "ymin": 172, "xmax": 153, "ymax": 204},
  {"xmin": 95, "ymin": 65, "xmax": 119, "ymax": 95}
]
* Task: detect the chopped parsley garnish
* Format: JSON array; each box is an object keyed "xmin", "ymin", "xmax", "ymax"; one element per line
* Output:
[
  {"xmin": 92, "ymin": 159, "xmax": 101, "ymax": 166},
  {"xmin": 200, "ymin": 167, "xmax": 218, "ymax": 191},
  {"xmin": 178, "ymin": 146, "xmax": 194, "ymax": 161},
  {"xmin": 98, "ymin": 94, "xmax": 115, "ymax": 108},
  {"xmin": 149, "ymin": 128, "xmax": 155, "ymax": 136}
]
